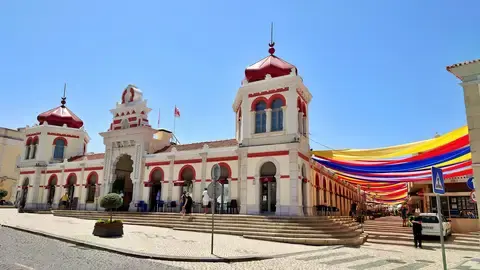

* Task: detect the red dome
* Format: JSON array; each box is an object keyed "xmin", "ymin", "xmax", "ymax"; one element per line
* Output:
[
  {"xmin": 37, "ymin": 104, "xmax": 84, "ymax": 129},
  {"xmin": 244, "ymin": 46, "xmax": 297, "ymax": 83}
]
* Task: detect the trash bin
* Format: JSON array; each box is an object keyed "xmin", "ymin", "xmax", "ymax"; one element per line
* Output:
[{"xmin": 142, "ymin": 203, "xmax": 148, "ymax": 212}]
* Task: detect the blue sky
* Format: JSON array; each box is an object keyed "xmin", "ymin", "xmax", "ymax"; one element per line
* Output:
[{"xmin": 0, "ymin": 1, "xmax": 478, "ymax": 153}]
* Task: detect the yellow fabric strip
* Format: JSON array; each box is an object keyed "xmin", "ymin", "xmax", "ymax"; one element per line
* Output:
[{"xmin": 313, "ymin": 125, "xmax": 467, "ymax": 160}]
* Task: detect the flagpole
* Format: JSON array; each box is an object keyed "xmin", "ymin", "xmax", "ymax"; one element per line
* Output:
[
  {"xmin": 173, "ymin": 105, "xmax": 176, "ymax": 137},
  {"xmin": 157, "ymin": 108, "xmax": 160, "ymax": 129}
]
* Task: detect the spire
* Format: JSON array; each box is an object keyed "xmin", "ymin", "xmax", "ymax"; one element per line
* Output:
[
  {"xmin": 268, "ymin": 22, "xmax": 275, "ymax": 55},
  {"xmin": 61, "ymin": 83, "xmax": 67, "ymax": 108}
]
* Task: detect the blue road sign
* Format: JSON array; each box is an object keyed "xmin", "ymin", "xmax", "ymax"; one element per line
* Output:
[
  {"xmin": 432, "ymin": 167, "xmax": 445, "ymax": 195},
  {"xmin": 467, "ymin": 177, "xmax": 475, "ymax": 190}
]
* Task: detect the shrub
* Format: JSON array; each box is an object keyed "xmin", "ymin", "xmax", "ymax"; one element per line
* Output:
[
  {"xmin": 100, "ymin": 193, "xmax": 123, "ymax": 222},
  {"xmin": 0, "ymin": 189, "xmax": 8, "ymax": 200}
]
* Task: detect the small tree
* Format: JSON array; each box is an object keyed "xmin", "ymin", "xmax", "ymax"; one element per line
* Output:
[
  {"xmin": 0, "ymin": 189, "xmax": 8, "ymax": 200},
  {"xmin": 100, "ymin": 193, "xmax": 123, "ymax": 222}
]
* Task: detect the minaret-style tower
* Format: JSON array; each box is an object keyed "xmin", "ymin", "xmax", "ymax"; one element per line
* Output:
[
  {"xmin": 18, "ymin": 84, "xmax": 90, "ymax": 210},
  {"xmin": 99, "ymin": 84, "xmax": 157, "ymax": 211},
  {"xmin": 232, "ymin": 30, "xmax": 312, "ymax": 152},
  {"xmin": 233, "ymin": 26, "xmax": 314, "ymax": 216}
]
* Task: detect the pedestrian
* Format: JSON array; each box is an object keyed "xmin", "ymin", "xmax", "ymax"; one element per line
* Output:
[
  {"xmin": 401, "ymin": 206, "xmax": 407, "ymax": 227},
  {"xmin": 350, "ymin": 202, "xmax": 357, "ymax": 217},
  {"xmin": 183, "ymin": 193, "xmax": 193, "ymax": 216},
  {"xmin": 412, "ymin": 216, "xmax": 423, "ymax": 248},
  {"xmin": 202, "ymin": 188, "xmax": 210, "ymax": 214},
  {"xmin": 60, "ymin": 193, "xmax": 69, "ymax": 209},
  {"xmin": 155, "ymin": 190, "xmax": 161, "ymax": 212},
  {"xmin": 180, "ymin": 191, "xmax": 187, "ymax": 216}
]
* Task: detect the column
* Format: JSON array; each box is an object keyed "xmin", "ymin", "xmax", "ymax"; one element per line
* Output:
[
  {"xmin": 298, "ymin": 112, "xmax": 304, "ymax": 134},
  {"xmin": 266, "ymin": 108, "xmax": 272, "ymax": 132},
  {"xmin": 79, "ymin": 164, "xmax": 87, "ymax": 210},
  {"xmin": 200, "ymin": 152, "xmax": 207, "ymax": 200},
  {"xmin": 129, "ymin": 143, "xmax": 144, "ymax": 211},
  {"xmin": 448, "ymin": 63, "xmax": 480, "ymax": 217},
  {"xmin": 166, "ymin": 156, "xmax": 175, "ymax": 201},
  {"xmin": 275, "ymin": 173, "xmax": 281, "ymax": 215},
  {"xmin": 238, "ymin": 149, "xmax": 248, "ymax": 214},
  {"xmin": 288, "ymin": 150, "xmax": 302, "ymax": 216},
  {"xmin": 250, "ymin": 111, "xmax": 255, "ymax": 134}
]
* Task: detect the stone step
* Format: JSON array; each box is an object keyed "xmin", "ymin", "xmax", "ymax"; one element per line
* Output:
[
  {"xmin": 54, "ymin": 213, "xmax": 358, "ymax": 228},
  {"xmin": 54, "ymin": 210, "xmax": 354, "ymax": 221},
  {"xmin": 242, "ymin": 234, "xmax": 368, "ymax": 246},
  {"xmin": 171, "ymin": 226, "xmax": 361, "ymax": 239},
  {"xmin": 173, "ymin": 223, "xmax": 361, "ymax": 235},
  {"xmin": 61, "ymin": 214, "xmax": 360, "ymax": 231}
]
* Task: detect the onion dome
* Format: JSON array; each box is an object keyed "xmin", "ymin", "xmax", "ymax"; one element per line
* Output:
[
  {"xmin": 37, "ymin": 95, "xmax": 84, "ymax": 129},
  {"xmin": 244, "ymin": 42, "xmax": 297, "ymax": 83}
]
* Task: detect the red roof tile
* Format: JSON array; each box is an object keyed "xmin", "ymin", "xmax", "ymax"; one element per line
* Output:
[
  {"xmin": 245, "ymin": 55, "xmax": 297, "ymax": 83},
  {"xmin": 155, "ymin": 139, "xmax": 238, "ymax": 153},
  {"xmin": 37, "ymin": 105, "xmax": 84, "ymax": 129},
  {"xmin": 446, "ymin": 59, "xmax": 480, "ymax": 70}
]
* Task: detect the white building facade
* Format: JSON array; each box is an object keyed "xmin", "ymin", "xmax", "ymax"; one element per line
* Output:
[{"xmin": 15, "ymin": 44, "xmax": 360, "ymax": 216}]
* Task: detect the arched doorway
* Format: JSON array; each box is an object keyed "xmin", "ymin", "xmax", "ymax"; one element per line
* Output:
[
  {"xmin": 301, "ymin": 164, "xmax": 307, "ymax": 214},
  {"xmin": 259, "ymin": 161, "xmax": 277, "ymax": 214},
  {"xmin": 217, "ymin": 163, "xmax": 231, "ymax": 213},
  {"xmin": 112, "ymin": 154, "xmax": 134, "ymax": 211},
  {"xmin": 65, "ymin": 174, "xmax": 76, "ymax": 209},
  {"xmin": 19, "ymin": 178, "xmax": 29, "ymax": 209},
  {"xmin": 149, "ymin": 168, "xmax": 163, "ymax": 212},
  {"xmin": 47, "ymin": 175, "xmax": 58, "ymax": 206},
  {"xmin": 179, "ymin": 166, "xmax": 194, "ymax": 199}
]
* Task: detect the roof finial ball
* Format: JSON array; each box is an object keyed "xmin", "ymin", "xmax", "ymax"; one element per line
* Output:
[
  {"xmin": 268, "ymin": 22, "xmax": 275, "ymax": 55},
  {"xmin": 61, "ymin": 83, "xmax": 67, "ymax": 108}
]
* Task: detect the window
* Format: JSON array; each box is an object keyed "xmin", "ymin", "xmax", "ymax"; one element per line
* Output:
[
  {"xmin": 255, "ymin": 101, "xmax": 267, "ymax": 133},
  {"xmin": 53, "ymin": 138, "xmax": 66, "ymax": 160},
  {"xmin": 271, "ymin": 99, "xmax": 284, "ymax": 132},
  {"xmin": 24, "ymin": 145, "xmax": 31, "ymax": 160},
  {"xmin": 31, "ymin": 137, "xmax": 38, "ymax": 159},
  {"xmin": 86, "ymin": 174, "xmax": 97, "ymax": 203}
]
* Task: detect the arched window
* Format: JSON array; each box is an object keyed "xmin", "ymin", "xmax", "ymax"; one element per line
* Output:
[
  {"xmin": 31, "ymin": 137, "xmax": 38, "ymax": 159},
  {"xmin": 24, "ymin": 138, "xmax": 32, "ymax": 160},
  {"xmin": 255, "ymin": 101, "xmax": 267, "ymax": 133},
  {"xmin": 271, "ymin": 99, "xmax": 284, "ymax": 132},
  {"xmin": 86, "ymin": 172, "xmax": 97, "ymax": 203},
  {"xmin": 53, "ymin": 138, "xmax": 66, "ymax": 160}
]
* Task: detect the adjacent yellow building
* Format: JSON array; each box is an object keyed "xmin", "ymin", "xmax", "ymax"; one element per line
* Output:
[{"xmin": 0, "ymin": 127, "xmax": 25, "ymax": 202}]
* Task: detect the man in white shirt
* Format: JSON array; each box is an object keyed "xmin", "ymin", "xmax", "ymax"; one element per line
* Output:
[{"xmin": 202, "ymin": 188, "xmax": 210, "ymax": 214}]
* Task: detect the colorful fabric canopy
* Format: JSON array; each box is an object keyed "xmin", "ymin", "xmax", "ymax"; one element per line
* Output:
[{"xmin": 312, "ymin": 125, "xmax": 471, "ymax": 204}]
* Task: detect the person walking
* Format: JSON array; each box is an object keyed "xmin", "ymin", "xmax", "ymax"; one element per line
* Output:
[
  {"xmin": 401, "ymin": 206, "xmax": 408, "ymax": 227},
  {"xmin": 180, "ymin": 191, "xmax": 187, "ymax": 216},
  {"xmin": 183, "ymin": 193, "xmax": 193, "ymax": 216},
  {"xmin": 202, "ymin": 188, "xmax": 210, "ymax": 214},
  {"xmin": 60, "ymin": 193, "xmax": 69, "ymax": 209},
  {"xmin": 412, "ymin": 216, "xmax": 423, "ymax": 248}
]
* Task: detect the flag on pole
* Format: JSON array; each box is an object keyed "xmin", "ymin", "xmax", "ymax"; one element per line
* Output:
[
  {"xmin": 157, "ymin": 108, "xmax": 160, "ymax": 128},
  {"xmin": 174, "ymin": 106, "xmax": 181, "ymax": 118}
]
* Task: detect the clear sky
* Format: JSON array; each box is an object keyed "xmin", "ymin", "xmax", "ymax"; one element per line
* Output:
[{"xmin": 0, "ymin": 1, "xmax": 478, "ymax": 153}]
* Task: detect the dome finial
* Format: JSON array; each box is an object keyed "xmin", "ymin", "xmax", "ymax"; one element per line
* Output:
[
  {"xmin": 61, "ymin": 83, "xmax": 67, "ymax": 107},
  {"xmin": 268, "ymin": 22, "xmax": 275, "ymax": 55}
]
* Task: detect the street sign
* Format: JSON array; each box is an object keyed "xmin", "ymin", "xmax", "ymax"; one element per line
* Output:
[
  {"xmin": 467, "ymin": 177, "xmax": 475, "ymax": 191},
  {"xmin": 211, "ymin": 164, "xmax": 221, "ymax": 181},
  {"xmin": 471, "ymin": 191, "xmax": 477, "ymax": 203},
  {"xmin": 207, "ymin": 181, "xmax": 222, "ymax": 199},
  {"xmin": 432, "ymin": 167, "xmax": 447, "ymax": 270},
  {"xmin": 431, "ymin": 167, "xmax": 445, "ymax": 195}
]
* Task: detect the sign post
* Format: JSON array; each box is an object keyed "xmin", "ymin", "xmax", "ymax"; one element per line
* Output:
[
  {"xmin": 432, "ymin": 167, "xmax": 447, "ymax": 270},
  {"xmin": 209, "ymin": 163, "xmax": 221, "ymax": 255}
]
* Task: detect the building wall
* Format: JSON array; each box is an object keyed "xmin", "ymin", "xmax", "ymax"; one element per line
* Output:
[{"xmin": 0, "ymin": 127, "xmax": 25, "ymax": 201}]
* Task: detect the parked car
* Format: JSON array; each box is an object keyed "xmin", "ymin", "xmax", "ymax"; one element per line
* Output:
[{"xmin": 418, "ymin": 213, "xmax": 452, "ymax": 237}]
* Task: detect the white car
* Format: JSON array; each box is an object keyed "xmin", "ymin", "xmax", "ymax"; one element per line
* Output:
[{"xmin": 417, "ymin": 213, "xmax": 452, "ymax": 237}]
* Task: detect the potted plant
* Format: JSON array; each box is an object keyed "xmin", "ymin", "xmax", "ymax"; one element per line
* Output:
[{"xmin": 93, "ymin": 193, "xmax": 124, "ymax": 237}]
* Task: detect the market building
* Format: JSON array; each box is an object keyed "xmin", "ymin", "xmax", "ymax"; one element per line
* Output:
[
  {"xmin": 0, "ymin": 127, "xmax": 25, "ymax": 202},
  {"xmin": 15, "ymin": 43, "xmax": 359, "ymax": 216}
]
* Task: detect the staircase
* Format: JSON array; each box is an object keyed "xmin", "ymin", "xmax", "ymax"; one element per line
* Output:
[
  {"xmin": 53, "ymin": 210, "xmax": 367, "ymax": 246},
  {"xmin": 364, "ymin": 216, "xmax": 480, "ymax": 251}
]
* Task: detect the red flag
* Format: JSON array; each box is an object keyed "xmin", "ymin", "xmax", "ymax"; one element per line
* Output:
[{"xmin": 174, "ymin": 106, "xmax": 180, "ymax": 118}]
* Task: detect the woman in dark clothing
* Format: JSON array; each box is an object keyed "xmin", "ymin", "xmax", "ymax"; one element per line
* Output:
[{"xmin": 183, "ymin": 193, "xmax": 193, "ymax": 216}]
